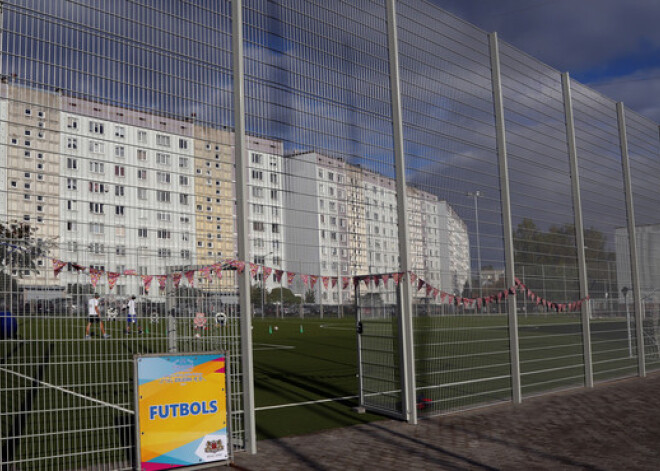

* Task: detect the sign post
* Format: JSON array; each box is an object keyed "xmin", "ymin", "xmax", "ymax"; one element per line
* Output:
[{"xmin": 135, "ymin": 352, "xmax": 230, "ymax": 470}]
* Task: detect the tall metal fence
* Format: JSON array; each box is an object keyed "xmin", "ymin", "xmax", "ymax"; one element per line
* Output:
[{"xmin": 1, "ymin": 0, "xmax": 659, "ymax": 468}]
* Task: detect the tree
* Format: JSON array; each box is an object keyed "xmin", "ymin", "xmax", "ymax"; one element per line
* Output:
[
  {"xmin": 0, "ymin": 221, "xmax": 53, "ymax": 311},
  {"xmin": 304, "ymin": 289, "xmax": 316, "ymax": 303},
  {"xmin": 267, "ymin": 287, "xmax": 298, "ymax": 304}
]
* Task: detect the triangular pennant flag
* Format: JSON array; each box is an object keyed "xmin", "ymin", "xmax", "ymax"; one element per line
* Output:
[
  {"xmin": 184, "ymin": 270, "xmax": 195, "ymax": 286},
  {"xmin": 70, "ymin": 262, "xmax": 85, "ymax": 272},
  {"xmin": 301, "ymin": 274, "xmax": 309, "ymax": 287},
  {"xmin": 331, "ymin": 277, "xmax": 338, "ymax": 288},
  {"xmin": 410, "ymin": 272, "xmax": 418, "ymax": 284},
  {"xmin": 263, "ymin": 267, "xmax": 273, "ymax": 283},
  {"xmin": 201, "ymin": 266, "xmax": 213, "ymax": 283},
  {"xmin": 440, "ymin": 292, "xmax": 447, "ymax": 303},
  {"xmin": 310, "ymin": 275, "xmax": 318, "ymax": 289},
  {"xmin": 477, "ymin": 298, "xmax": 482, "ymax": 308},
  {"xmin": 322, "ymin": 276, "xmax": 330, "ymax": 290},
  {"xmin": 107, "ymin": 272, "xmax": 120, "ymax": 290},
  {"xmin": 274, "ymin": 269, "xmax": 284, "ymax": 283},
  {"xmin": 141, "ymin": 275, "xmax": 153, "ymax": 294},
  {"xmin": 417, "ymin": 279, "xmax": 425, "ymax": 292},
  {"xmin": 504, "ymin": 290, "xmax": 509, "ymax": 299},
  {"xmin": 432, "ymin": 288, "xmax": 439, "ymax": 299},
  {"xmin": 249, "ymin": 263, "xmax": 259, "ymax": 279},
  {"xmin": 157, "ymin": 275, "xmax": 168, "ymax": 291},
  {"xmin": 235, "ymin": 261, "xmax": 246, "ymax": 274},
  {"xmin": 373, "ymin": 275, "xmax": 381, "ymax": 287},
  {"xmin": 89, "ymin": 268, "xmax": 103, "ymax": 288},
  {"xmin": 353, "ymin": 277, "xmax": 360, "ymax": 288},
  {"xmin": 212, "ymin": 263, "xmax": 223, "ymax": 280},
  {"xmin": 382, "ymin": 274, "xmax": 390, "ymax": 286},
  {"xmin": 426, "ymin": 284, "xmax": 433, "ymax": 296},
  {"xmin": 448, "ymin": 295, "xmax": 454, "ymax": 304},
  {"xmin": 508, "ymin": 287, "xmax": 516, "ymax": 295},
  {"xmin": 463, "ymin": 298, "xmax": 470, "ymax": 307},
  {"xmin": 392, "ymin": 272, "xmax": 401, "ymax": 285},
  {"xmin": 287, "ymin": 271, "xmax": 296, "ymax": 284},
  {"xmin": 172, "ymin": 273, "xmax": 183, "ymax": 289},
  {"xmin": 53, "ymin": 259, "xmax": 66, "ymax": 278},
  {"xmin": 536, "ymin": 296, "xmax": 541, "ymax": 305},
  {"xmin": 515, "ymin": 277, "xmax": 521, "ymax": 286},
  {"xmin": 342, "ymin": 277, "xmax": 350, "ymax": 290}
]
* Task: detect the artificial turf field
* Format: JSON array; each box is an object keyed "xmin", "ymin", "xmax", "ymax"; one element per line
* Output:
[{"xmin": 1, "ymin": 313, "xmax": 656, "ymax": 469}]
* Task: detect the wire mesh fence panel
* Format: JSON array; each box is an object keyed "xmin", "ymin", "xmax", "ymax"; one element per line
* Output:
[
  {"xmin": 499, "ymin": 43, "xmax": 586, "ymax": 396},
  {"xmin": 625, "ymin": 109, "xmax": 660, "ymax": 373},
  {"xmin": 571, "ymin": 82, "xmax": 639, "ymax": 382},
  {"xmin": 396, "ymin": 3, "xmax": 512, "ymax": 416}
]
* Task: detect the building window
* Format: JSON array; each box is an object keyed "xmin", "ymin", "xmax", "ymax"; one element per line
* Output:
[
  {"xmin": 179, "ymin": 193, "xmax": 189, "ymax": 205},
  {"xmin": 116, "ymin": 246, "xmax": 126, "ymax": 256},
  {"xmin": 179, "ymin": 175, "xmax": 189, "ymax": 186},
  {"xmin": 67, "ymin": 158, "xmax": 77, "ymax": 169},
  {"xmin": 253, "ymin": 221, "xmax": 264, "ymax": 232},
  {"xmin": 138, "ymin": 228, "xmax": 148, "ymax": 238},
  {"xmin": 156, "ymin": 153, "xmax": 171, "ymax": 165},
  {"xmin": 252, "ymin": 170, "xmax": 263, "ymax": 181},
  {"xmin": 89, "ymin": 161, "xmax": 104, "ymax": 174},
  {"xmin": 137, "ymin": 149, "xmax": 147, "ymax": 161},
  {"xmin": 138, "ymin": 188, "xmax": 147, "ymax": 200},
  {"xmin": 137, "ymin": 130, "xmax": 147, "ymax": 143},
  {"xmin": 89, "ymin": 141, "xmax": 105, "ymax": 154},
  {"xmin": 89, "ymin": 202, "xmax": 104, "ymax": 214},
  {"xmin": 89, "ymin": 121, "xmax": 104, "ymax": 134},
  {"xmin": 179, "ymin": 139, "xmax": 188, "ymax": 150},
  {"xmin": 67, "ymin": 138, "xmax": 78, "ymax": 149},
  {"xmin": 114, "ymin": 146, "xmax": 125, "ymax": 158},
  {"xmin": 272, "ymin": 224, "xmax": 280, "ymax": 234},
  {"xmin": 179, "ymin": 157, "xmax": 189, "ymax": 168},
  {"xmin": 157, "ymin": 172, "xmax": 171, "ymax": 184},
  {"xmin": 115, "ymin": 205, "xmax": 125, "ymax": 216},
  {"xmin": 115, "ymin": 185, "xmax": 125, "ymax": 197},
  {"xmin": 252, "ymin": 187, "xmax": 263, "ymax": 198},
  {"xmin": 137, "ymin": 169, "xmax": 147, "ymax": 180},
  {"xmin": 66, "ymin": 221, "xmax": 77, "ymax": 231},
  {"xmin": 156, "ymin": 134, "xmax": 170, "ymax": 147},
  {"xmin": 89, "ymin": 223, "xmax": 104, "ymax": 235},
  {"xmin": 114, "ymin": 126, "xmax": 125, "ymax": 138},
  {"xmin": 115, "ymin": 165, "xmax": 125, "ymax": 177},
  {"xmin": 158, "ymin": 248, "xmax": 172, "ymax": 258},
  {"xmin": 156, "ymin": 190, "xmax": 171, "ymax": 203},
  {"xmin": 181, "ymin": 250, "xmax": 190, "ymax": 259},
  {"xmin": 251, "ymin": 153, "xmax": 262, "ymax": 164},
  {"xmin": 67, "ymin": 178, "xmax": 77, "ymax": 190}
]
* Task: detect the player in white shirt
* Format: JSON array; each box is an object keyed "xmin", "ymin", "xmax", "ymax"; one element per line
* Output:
[
  {"xmin": 85, "ymin": 293, "xmax": 110, "ymax": 339},
  {"xmin": 125, "ymin": 295, "xmax": 143, "ymax": 334}
]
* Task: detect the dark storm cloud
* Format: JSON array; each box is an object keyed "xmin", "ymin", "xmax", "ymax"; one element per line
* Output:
[{"xmin": 431, "ymin": 0, "xmax": 660, "ymax": 122}]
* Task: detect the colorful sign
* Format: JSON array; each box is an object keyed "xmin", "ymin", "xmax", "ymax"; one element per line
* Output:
[{"xmin": 135, "ymin": 353, "xmax": 229, "ymax": 470}]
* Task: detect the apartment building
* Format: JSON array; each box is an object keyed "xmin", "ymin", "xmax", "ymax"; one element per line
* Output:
[
  {"xmin": 1, "ymin": 84, "xmax": 61, "ymax": 289},
  {"xmin": 57, "ymin": 96, "xmax": 197, "ymax": 298}
]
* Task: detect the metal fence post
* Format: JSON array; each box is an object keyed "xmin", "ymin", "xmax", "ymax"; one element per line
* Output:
[
  {"xmin": 489, "ymin": 32, "xmax": 522, "ymax": 404},
  {"xmin": 562, "ymin": 73, "xmax": 593, "ymax": 388},
  {"xmin": 232, "ymin": 0, "xmax": 257, "ymax": 453},
  {"xmin": 386, "ymin": 0, "xmax": 417, "ymax": 424},
  {"xmin": 617, "ymin": 102, "xmax": 646, "ymax": 377}
]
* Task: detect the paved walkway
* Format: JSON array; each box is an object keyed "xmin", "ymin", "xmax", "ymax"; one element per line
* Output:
[{"xmin": 230, "ymin": 373, "xmax": 660, "ymax": 470}]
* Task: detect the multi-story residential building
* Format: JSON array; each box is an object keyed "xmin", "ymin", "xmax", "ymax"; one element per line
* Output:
[
  {"xmin": 247, "ymin": 138, "xmax": 285, "ymax": 292},
  {"xmin": 284, "ymin": 152, "xmax": 469, "ymax": 305},
  {"xmin": 1, "ymin": 84, "xmax": 61, "ymax": 290},
  {"xmin": 58, "ymin": 95, "xmax": 197, "ymax": 298}
]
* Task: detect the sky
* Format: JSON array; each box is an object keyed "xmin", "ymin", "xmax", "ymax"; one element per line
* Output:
[{"xmin": 432, "ymin": 0, "xmax": 660, "ymax": 123}]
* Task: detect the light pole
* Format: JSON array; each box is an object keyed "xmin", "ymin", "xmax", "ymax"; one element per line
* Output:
[
  {"xmin": 467, "ymin": 191, "xmax": 483, "ymax": 299},
  {"xmin": 622, "ymin": 286, "xmax": 632, "ymax": 358}
]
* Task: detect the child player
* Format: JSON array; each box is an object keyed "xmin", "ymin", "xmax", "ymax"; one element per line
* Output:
[
  {"xmin": 86, "ymin": 293, "xmax": 110, "ymax": 339},
  {"xmin": 125, "ymin": 295, "xmax": 143, "ymax": 334}
]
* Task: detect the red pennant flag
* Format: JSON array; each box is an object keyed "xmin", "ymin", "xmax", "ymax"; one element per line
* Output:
[
  {"xmin": 432, "ymin": 288, "xmax": 439, "ymax": 299},
  {"xmin": 123, "ymin": 269, "xmax": 137, "ymax": 276},
  {"xmin": 477, "ymin": 298, "xmax": 482, "ymax": 308},
  {"xmin": 536, "ymin": 296, "xmax": 541, "ymax": 305},
  {"xmin": 485, "ymin": 297, "xmax": 491, "ymax": 305},
  {"xmin": 301, "ymin": 274, "xmax": 309, "ymax": 286},
  {"xmin": 184, "ymin": 270, "xmax": 195, "ymax": 286},
  {"xmin": 530, "ymin": 293, "xmax": 536, "ymax": 302},
  {"xmin": 448, "ymin": 295, "xmax": 454, "ymax": 304},
  {"xmin": 527, "ymin": 289, "xmax": 532, "ymax": 298},
  {"xmin": 353, "ymin": 277, "xmax": 360, "ymax": 288},
  {"xmin": 463, "ymin": 298, "xmax": 470, "ymax": 307},
  {"xmin": 212, "ymin": 263, "xmax": 223, "ymax": 280},
  {"xmin": 287, "ymin": 271, "xmax": 296, "ymax": 284},
  {"xmin": 410, "ymin": 272, "xmax": 418, "ymax": 285},
  {"xmin": 363, "ymin": 276, "xmax": 372, "ymax": 287},
  {"xmin": 142, "ymin": 275, "xmax": 153, "ymax": 294},
  {"xmin": 331, "ymin": 277, "xmax": 338, "ymax": 288},
  {"xmin": 89, "ymin": 268, "xmax": 103, "ymax": 288},
  {"xmin": 70, "ymin": 262, "xmax": 85, "ymax": 272},
  {"xmin": 172, "ymin": 273, "xmax": 183, "ymax": 289},
  {"xmin": 382, "ymin": 274, "xmax": 390, "ymax": 286},
  {"xmin": 440, "ymin": 292, "xmax": 447, "ymax": 302},
  {"xmin": 342, "ymin": 277, "xmax": 350, "ymax": 290},
  {"xmin": 310, "ymin": 275, "xmax": 318, "ymax": 289},
  {"xmin": 374, "ymin": 275, "xmax": 382, "ymax": 287},
  {"xmin": 53, "ymin": 259, "xmax": 66, "ymax": 278},
  {"xmin": 107, "ymin": 272, "xmax": 120, "ymax": 290},
  {"xmin": 249, "ymin": 263, "xmax": 259, "ymax": 279},
  {"xmin": 515, "ymin": 277, "xmax": 521, "ymax": 286},
  {"xmin": 274, "ymin": 269, "xmax": 284, "ymax": 283},
  {"xmin": 417, "ymin": 279, "xmax": 425, "ymax": 292},
  {"xmin": 157, "ymin": 275, "xmax": 168, "ymax": 291},
  {"xmin": 201, "ymin": 266, "xmax": 213, "ymax": 283},
  {"xmin": 322, "ymin": 276, "xmax": 330, "ymax": 290},
  {"xmin": 235, "ymin": 261, "xmax": 246, "ymax": 274},
  {"xmin": 392, "ymin": 272, "xmax": 401, "ymax": 285},
  {"xmin": 263, "ymin": 267, "xmax": 273, "ymax": 282},
  {"xmin": 498, "ymin": 292, "xmax": 503, "ymax": 301},
  {"xmin": 426, "ymin": 284, "xmax": 433, "ymax": 296}
]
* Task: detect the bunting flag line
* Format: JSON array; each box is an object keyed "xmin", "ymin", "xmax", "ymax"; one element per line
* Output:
[
  {"xmin": 107, "ymin": 272, "xmax": 120, "ymax": 290},
  {"xmin": 157, "ymin": 275, "xmax": 167, "ymax": 291},
  {"xmin": 184, "ymin": 270, "xmax": 195, "ymax": 287},
  {"xmin": 141, "ymin": 275, "xmax": 153, "ymax": 294}
]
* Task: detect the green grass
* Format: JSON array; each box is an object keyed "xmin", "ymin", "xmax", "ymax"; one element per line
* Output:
[{"xmin": 1, "ymin": 313, "xmax": 653, "ymax": 469}]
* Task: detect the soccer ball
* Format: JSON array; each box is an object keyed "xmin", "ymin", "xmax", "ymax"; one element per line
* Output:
[
  {"xmin": 195, "ymin": 333, "xmax": 201, "ymax": 339},
  {"xmin": 274, "ymin": 326, "xmax": 278, "ymax": 331}
]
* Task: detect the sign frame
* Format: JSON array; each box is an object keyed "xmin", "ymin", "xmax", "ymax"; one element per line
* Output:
[{"xmin": 134, "ymin": 351, "xmax": 231, "ymax": 470}]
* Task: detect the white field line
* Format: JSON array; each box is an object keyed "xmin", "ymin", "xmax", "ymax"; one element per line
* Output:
[
  {"xmin": 253, "ymin": 343, "xmax": 296, "ymax": 351},
  {"xmin": 0, "ymin": 365, "xmax": 134, "ymax": 414}
]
